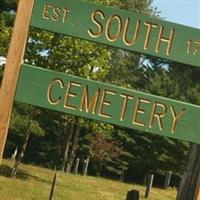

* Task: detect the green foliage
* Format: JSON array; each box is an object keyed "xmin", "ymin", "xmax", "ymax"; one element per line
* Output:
[
  {"xmin": 0, "ymin": 25, "xmax": 11, "ymax": 56},
  {"xmin": 10, "ymin": 106, "xmax": 45, "ymax": 138},
  {"xmin": 85, "ymin": 132, "xmax": 122, "ymax": 176},
  {"xmin": 0, "ymin": 0, "xmax": 18, "ymax": 13},
  {"xmin": 26, "ymin": 29, "xmax": 111, "ymax": 81},
  {"xmin": 0, "ymin": 0, "xmax": 17, "ymax": 27}
]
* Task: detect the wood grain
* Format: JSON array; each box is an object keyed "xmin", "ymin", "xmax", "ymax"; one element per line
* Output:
[{"xmin": 0, "ymin": 0, "xmax": 35, "ymax": 163}]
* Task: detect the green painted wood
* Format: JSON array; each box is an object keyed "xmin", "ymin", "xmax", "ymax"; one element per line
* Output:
[
  {"xmin": 15, "ymin": 64, "xmax": 200, "ymax": 144},
  {"xmin": 30, "ymin": 0, "xmax": 200, "ymax": 67}
]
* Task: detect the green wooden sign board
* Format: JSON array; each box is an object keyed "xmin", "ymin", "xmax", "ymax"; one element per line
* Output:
[
  {"xmin": 15, "ymin": 64, "xmax": 200, "ymax": 144},
  {"xmin": 31, "ymin": 0, "xmax": 200, "ymax": 67}
]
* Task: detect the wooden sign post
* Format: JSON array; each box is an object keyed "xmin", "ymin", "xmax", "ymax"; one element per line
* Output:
[
  {"xmin": 0, "ymin": 0, "xmax": 34, "ymax": 162},
  {"xmin": 195, "ymin": 180, "xmax": 200, "ymax": 200}
]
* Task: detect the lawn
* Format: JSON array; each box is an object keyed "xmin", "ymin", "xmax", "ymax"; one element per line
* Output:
[{"xmin": 0, "ymin": 159, "xmax": 177, "ymax": 200}]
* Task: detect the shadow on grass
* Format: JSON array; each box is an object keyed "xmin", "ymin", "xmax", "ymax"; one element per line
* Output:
[
  {"xmin": 0, "ymin": 164, "xmax": 13, "ymax": 177},
  {"xmin": 0, "ymin": 164, "xmax": 52, "ymax": 184}
]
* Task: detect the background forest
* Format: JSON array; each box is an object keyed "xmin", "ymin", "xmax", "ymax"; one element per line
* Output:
[{"xmin": 1, "ymin": 0, "xmax": 200, "ymax": 188}]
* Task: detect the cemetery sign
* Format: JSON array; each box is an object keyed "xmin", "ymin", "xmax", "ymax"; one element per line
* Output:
[{"xmin": 31, "ymin": 0, "xmax": 200, "ymax": 67}]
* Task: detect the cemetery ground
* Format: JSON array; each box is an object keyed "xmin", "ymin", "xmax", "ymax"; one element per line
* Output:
[{"xmin": 0, "ymin": 159, "xmax": 176, "ymax": 200}]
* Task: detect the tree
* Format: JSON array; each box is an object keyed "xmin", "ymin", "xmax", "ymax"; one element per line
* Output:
[
  {"xmin": 10, "ymin": 105, "xmax": 45, "ymax": 176},
  {"xmin": 85, "ymin": 131, "xmax": 122, "ymax": 176},
  {"xmin": 166, "ymin": 63, "xmax": 200, "ymax": 200},
  {"xmin": 0, "ymin": 0, "xmax": 18, "ymax": 13},
  {"xmin": 177, "ymin": 144, "xmax": 200, "ymax": 200},
  {"xmin": 143, "ymin": 57, "xmax": 200, "ymax": 198},
  {"xmin": 61, "ymin": 116, "xmax": 81, "ymax": 172}
]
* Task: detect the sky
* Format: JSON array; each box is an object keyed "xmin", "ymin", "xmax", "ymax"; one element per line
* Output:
[{"xmin": 152, "ymin": 0, "xmax": 200, "ymax": 28}]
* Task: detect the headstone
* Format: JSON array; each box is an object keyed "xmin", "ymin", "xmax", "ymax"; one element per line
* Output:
[
  {"xmin": 126, "ymin": 190, "xmax": 139, "ymax": 200},
  {"xmin": 82, "ymin": 158, "xmax": 89, "ymax": 176},
  {"xmin": 145, "ymin": 174, "xmax": 154, "ymax": 198},
  {"xmin": 164, "ymin": 171, "xmax": 172, "ymax": 189},
  {"xmin": 66, "ymin": 163, "xmax": 70, "ymax": 173}
]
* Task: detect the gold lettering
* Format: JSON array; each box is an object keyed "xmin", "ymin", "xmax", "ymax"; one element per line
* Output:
[
  {"xmin": 155, "ymin": 26, "xmax": 175, "ymax": 55},
  {"xmin": 80, "ymin": 85, "xmax": 100, "ymax": 114},
  {"xmin": 105, "ymin": 15, "xmax": 123, "ymax": 42},
  {"xmin": 187, "ymin": 39, "xmax": 193, "ymax": 54},
  {"xmin": 98, "ymin": 90, "xmax": 116, "ymax": 118},
  {"xmin": 193, "ymin": 40, "xmax": 200, "ymax": 55},
  {"xmin": 47, "ymin": 79, "xmax": 64, "ymax": 105},
  {"xmin": 149, "ymin": 102, "xmax": 167, "ymax": 130},
  {"xmin": 132, "ymin": 98, "xmax": 150, "ymax": 126},
  {"xmin": 144, "ymin": 21, "xmax": 158, "ymax": 50},
  {"xmin": 170, "ymin": 106, "xmax": 185, "ymax": 133},
  {"xmin": 186, "ymin": 39, "xmax": 200, "ymax": 55},
  {"xmin": 88, "ymin": 10, "xmax": 105, "ymax": 38},
  {"xmin": 123, "ymin": 19, "xmax": 141, "ymax": 46},
  {"xmin": 42, "ymin": 4, "xmax": 52, "ymax": 20},
  {"xmin": 51, "ymin": 7, "xmax": 61, "ymax": 21},
  {"xmin": 64, "ymin": 81, "xmax": 81, "ymax": 110},
  {"xmin": 120, "ymin": 94, "xmax": 134, "ymax": 121},
  {"xmin": 62, "ymin": 8, "xmax": 71, "ymax": 23}
]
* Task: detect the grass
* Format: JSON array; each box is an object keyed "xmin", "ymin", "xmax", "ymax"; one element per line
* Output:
[{"xmin": 0, "ymin": 159, "xmax": 177, "ymax": 200}]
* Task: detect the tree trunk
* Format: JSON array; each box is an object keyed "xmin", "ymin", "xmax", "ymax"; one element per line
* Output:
[
  {"xmin": 73, "ymin": 158, "xmax": 80, "ymax": 175},
  {"xmin": 176, "ymin": 144, "xmax": 200, "ymax": 200},
  {"xmin": 82, "ymin": 158, "xmax": 89, "ymax": 176},
  {"xmin": 62, "ymin": 121, "xmax": 74, "ymax": 172},
  {"xmin": 68, "ymin": 117, "xmax": 80, "ymax": 172},
  {"xmin": 97, "ymin": 163, "xmax": 103, "ymax": 177},
  {"xmin": 11, "ymin": 126, "xmax": 31, "ymax": 177}
]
